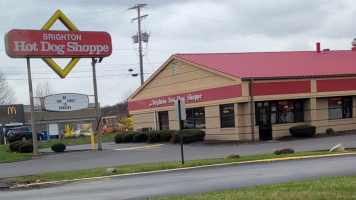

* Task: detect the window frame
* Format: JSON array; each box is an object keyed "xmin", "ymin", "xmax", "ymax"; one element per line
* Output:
[
  {"xmin": 255, "ymin": 99, "xmax": 304, "ymax": 125},
  {"xmin": 183, "ymin": 107, "xmax": 206, "ymax": 129},
  {"xmin": 220, "ymin": 104, "xmax": 235, "ymax": 128},
  {"xmin": 172, "ymin": 62, "xmax": 178, "ymax": 75},
  {"xmin": 328, "ymin": 96, "xmax": 352, "ymax": 120},
  {"xmin": 158, "ymin": 111, "xmax": 169, "ymax": 130}
]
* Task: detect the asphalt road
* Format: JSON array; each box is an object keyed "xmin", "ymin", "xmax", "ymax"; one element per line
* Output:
[
  {"xmin": 1, "ymin": 134, "xmax": 356, "ymax": 178},
  {"xmin": 2, "ymin": 155, "xmax": 356, "ymax": 200}
]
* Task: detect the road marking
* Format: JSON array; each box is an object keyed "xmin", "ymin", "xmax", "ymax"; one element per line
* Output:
[
  {"xmin": 114, "ymin": 144, "xmax": 163, "ymax": 151},
  {"xmin": 10, "ymin": 152, "xmax": 356, "ymax": 188}
]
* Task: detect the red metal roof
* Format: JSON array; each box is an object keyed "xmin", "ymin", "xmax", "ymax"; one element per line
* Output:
[{"xmin": 174, "ymin": 50, "xmax": 356, "ymax": 79}]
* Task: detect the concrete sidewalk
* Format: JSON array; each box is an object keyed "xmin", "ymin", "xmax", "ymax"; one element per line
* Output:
[{"xmin": 1, "ymin": 134, "xmax": 356, "ymax": 179}]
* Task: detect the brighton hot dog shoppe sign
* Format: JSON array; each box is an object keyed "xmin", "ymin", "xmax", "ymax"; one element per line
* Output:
[
  {"xmin": 5, "ymin": 30, "xmax": 111, "ymax": 58},
  {"xmin": 4, "ymin": 10, "xmax": 112, "ymax": 78}
]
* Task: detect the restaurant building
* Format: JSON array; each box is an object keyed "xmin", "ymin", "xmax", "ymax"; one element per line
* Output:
[{"xmin": 128, "ymin": 43, "xmax": 356, "ymax": 140}]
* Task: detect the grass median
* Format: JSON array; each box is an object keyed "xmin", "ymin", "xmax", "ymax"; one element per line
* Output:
[
  {"xmin": 0, "ymin": 132, "xmax": 118, "ymax": 163},
  {"xmin": 151, "ymin": 175, "xmax": 356, "ymax": 199},
  {"xmin": 6, "ymin": 151, "xmax": 355, "ymax": 185},
  {"xmin": 0, "ymin": 145, "xmax": 33, "ymax": 163}
]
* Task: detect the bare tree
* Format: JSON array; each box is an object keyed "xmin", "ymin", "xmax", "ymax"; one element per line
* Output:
[
  {"xmin": 0, "ymin": 71, "xmax": 17, "ymax": 105},
  {"xmin": 34, "ymin": 81, "xmax": 56, "ymax": 106}
]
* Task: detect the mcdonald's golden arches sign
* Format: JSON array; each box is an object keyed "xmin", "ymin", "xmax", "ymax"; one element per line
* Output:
[{"xmin": 7, "ymin": 106, "xmax": 16, "ymax": 115}]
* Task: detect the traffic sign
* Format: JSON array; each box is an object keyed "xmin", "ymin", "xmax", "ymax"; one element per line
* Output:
[{"xmin": 174, "ymin": 99, "xmax": 186, "ymax": 120}]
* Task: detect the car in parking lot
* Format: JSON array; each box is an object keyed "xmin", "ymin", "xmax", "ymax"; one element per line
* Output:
[{"xmin": 6, "ymin": 126, "xmax": 43, "ymax": 143}]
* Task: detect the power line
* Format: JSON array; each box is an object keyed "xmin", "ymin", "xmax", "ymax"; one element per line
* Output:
[
  {"xmin": 0, "ymin": 9, "xmax": 124, "ymax": 17},
  {"xmin": 0, "ymin": 4, "xmax": 351, "ymax": 40},
  {"xmin": 99, "ymin": 76, "xmax": 130, "ymax": 98},
  {"xmin": 6, "ymin": 73, "xmax": 153, "ymax": 80},
  {"xmin": 0, "ymin": 61, "xmax": 162, "ymax": 69},
  {"xmin": 148, "ymin": 8, "xmax": 350, "ymax": 39}
]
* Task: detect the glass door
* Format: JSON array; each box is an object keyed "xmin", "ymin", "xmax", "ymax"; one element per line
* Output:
[{"xmin": 257, "ymin": 102, "xmax": 272, "ymax": 140}]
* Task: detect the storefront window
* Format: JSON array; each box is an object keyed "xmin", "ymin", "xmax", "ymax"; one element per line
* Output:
[
  {"xmin": 158, "ymin": 111, "xmax": 169, "ymax": 130},
  {"xmin": 279, "ymin": 101, "xmax": 294, "ymax": 123},
  {"xmin": 328, "ymin": 97, "xmax": 352, "ymax": 120},
  {"xmin": 220, "ymin": 104, "xmax": 235, "ymax": 128},
  {"xmin": 256, "ymin": 100, "xmax": 304, "ymax": 125},
  {"xmin": 183, "ymin": 107, "xmax": 206, "ymax": 129}
]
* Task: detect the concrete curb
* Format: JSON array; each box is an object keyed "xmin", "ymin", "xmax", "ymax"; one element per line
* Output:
[
  {"xmin": 10, "ymin": 152, "xmax": 356, "ymax": 189},
  {"xmin": 0, "ymin": 181, "xmax": 9, "ymax": 189}
]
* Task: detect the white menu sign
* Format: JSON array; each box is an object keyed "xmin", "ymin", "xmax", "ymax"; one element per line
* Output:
[{"xmin": 43, "ymin": 93, "xmax": 89, "ymax": 112}]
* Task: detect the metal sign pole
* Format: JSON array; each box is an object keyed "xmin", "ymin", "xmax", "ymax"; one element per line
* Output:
[
  {"xmin": 26, "ymin": 58, "xmax": 39, "ymax": 157},
  {"xmin": 178, "ymin": 99, "xmax": 184, "ymax": 165},
  {"xmin": 92, "ymin": 58, "xmax": 102, "ymax": 150}
]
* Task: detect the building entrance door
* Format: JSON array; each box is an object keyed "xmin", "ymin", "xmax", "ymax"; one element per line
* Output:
[{"xmin": 257, "ymin": 106, "xmax": 272, "ymax": 140}]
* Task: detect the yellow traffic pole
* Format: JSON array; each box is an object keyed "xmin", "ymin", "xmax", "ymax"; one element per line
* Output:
[{"xmin": 91, "ymin": 132, "xmax": 95, "ymax": 150}]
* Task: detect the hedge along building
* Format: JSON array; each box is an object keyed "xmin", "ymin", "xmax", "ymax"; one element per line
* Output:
[{"xmin": 128, "ymin": 43, "xmax": 356, "ymax": 141}]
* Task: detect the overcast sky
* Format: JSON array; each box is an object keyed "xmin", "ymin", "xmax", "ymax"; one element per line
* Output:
[{"xmin": 1, "ymin": 0, "xmax": 356, "ymax": 106}]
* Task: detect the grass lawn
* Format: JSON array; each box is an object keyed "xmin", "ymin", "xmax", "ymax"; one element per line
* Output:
[
  {"xmin": 6, "ymin": 151, "xmax": 353, "ymax": 184},
  {"xmin": 37, "ymin": 132, "xmax": 117, "ymax": 148},
  {"xmin": 0, "ymin": 145, "xmax": 33, "ymax": 163},
  {"xmin": 0, "ymin": 132, "xmax": 118, "ymax": 163},
  {"xmin": 151, "ymin": 175, "xmax": 356, "ymax": 199}
]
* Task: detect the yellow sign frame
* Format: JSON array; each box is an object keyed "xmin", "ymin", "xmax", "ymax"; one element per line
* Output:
[{"xmin": 41, "ymin": 10, "xmax": 81, "ymax": 78}]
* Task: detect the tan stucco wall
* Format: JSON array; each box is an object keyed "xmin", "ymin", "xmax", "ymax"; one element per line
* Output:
[
  {"xmin": 313, "ymin": 97, "xmax": 356, "ymax": 134},
  {"xmin": 236, "ymin": 102, "xmax": 257, "ymax": 140},
  {"xmin": 132, "ymin": 60, "xmax": 239, "ymax": 101},
  {"xmin": 203, "ymin": 104, "xmax": 239, "ymax": 140}
]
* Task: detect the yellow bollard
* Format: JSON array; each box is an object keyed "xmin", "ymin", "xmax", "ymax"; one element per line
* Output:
[
  {"xmin": 4, "ymin": 137, "xmax": 6, "ymax": 145},
  {"xmin": 91, "ymin": 132, "xmax": 95, "ymax": 150}
]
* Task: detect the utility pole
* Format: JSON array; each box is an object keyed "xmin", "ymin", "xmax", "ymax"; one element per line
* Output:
[{"xmin": 129, "ymin": 4, "xmax": 148, "ymax": 86}]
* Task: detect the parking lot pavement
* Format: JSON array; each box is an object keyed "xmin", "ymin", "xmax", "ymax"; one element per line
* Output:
[
  {"xmin": 1, "ymin": 134, "xmax": 356, "ymax": 178},
  {"xmin": 38, "ymin": 142, "xmax": 149, "ymax": 153}
]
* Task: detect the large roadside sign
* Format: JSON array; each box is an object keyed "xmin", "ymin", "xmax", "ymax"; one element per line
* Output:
[
  {"xmin": 3, "ymin": 9, "xmax": 110, "ymax": 155},
  {"xmin": 4, "ymin": 9, "xmax": 112, "ymax": 78},
  {"xmin": 5, "ymin": 30, "xmax": 112, "ymax": 58}
]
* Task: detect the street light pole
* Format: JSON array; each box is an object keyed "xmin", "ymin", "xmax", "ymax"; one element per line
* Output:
[
  {"xmin": 92, "ymin": 58, "xmax": 102, "ymax": 150},
  {"xmin": 26, "ymin": 58, "xmax": 39, "ymax": 157}
]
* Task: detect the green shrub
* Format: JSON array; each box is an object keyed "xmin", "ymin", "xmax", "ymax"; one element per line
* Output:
[
  {"xmin": 114, "ymin": 133, "xmax": 123, "ymax": 143},
  {"xmin": 160, "ymin": 130, "xmax": 176, "ymax": 142},
  {"xmin": 133, "ymin": 132, "xmax": 147, "ymax": 142},
  {"xmin": 170, "ymin": 129, "xmax": 205, "ymax": 144},
  {"xmin": 51, "ymin": 143, "xmax": 66, "ymax": 152},
  {"xmin": 326, "ymin": 128, "xmax": 335, "ymax": 135},
  {"xmin": 113, "ymin": 129, "xmax": 205, "ymax": 144},
  {"xmin": 9, "ymin": 140, "xmax": 25, "ymax": 152},
  {"xmin": 14, "ymin": 141, "xmax": 30, "ymax": 152},
  {"xmin": 289, "ymin": 125, "xmax": 316, "ymax": 137},
  {"xmin": 170, "ymin": 132, "xmax": 180, "ymax": 143},
  {"xmin": 121, "ymin": 131, "xmax": 136, "ymax": 143},
  {"xmin": 147, "ymin": 131, "xmax": 161, "ymax": 143},
  {"xmin": 18, "ymin": 143, "xmax": 33, "ymax": 153}
]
